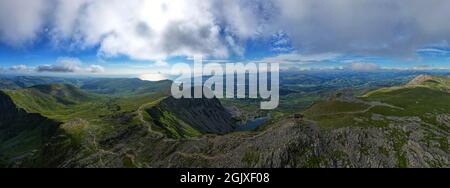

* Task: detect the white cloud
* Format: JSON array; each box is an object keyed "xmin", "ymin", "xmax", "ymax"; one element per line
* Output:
[
  {"xmin": 350, "ymin": 62, "xmax": 380, "ymax": 71},
  {"xmin": 139, "ymin": 73, "xmax": 169, "ymax": 81},
  {"xmin": 85, "ymin": 65, "xmax": 105, "ymax": 73},
  {"xmin": 0, "ymin": 0, "xmax": 271, "ymax": 61},
  {"xmin": 35, "ymin": 57, "xmax": 104, "ymax": 74},
  {"xmin": 260, "ymin": 52, "xmax": 341, "ymax": 64},
  {"xmin": 2, "ymin": 0, "xmax": 450, "ymax": 60},
  {"xmin": 54, "ymin": 0, "xmax": 230, "ymax": 60},
  {"xmin": 271, "ymin": 31, "xmax": 293, "ymax": 52},
  {"xmin": 416, "ymin": 48, "xmax": 450, "ymax": 57},
  {"xmin": 213, "ymin": 0, "xmax": 272, "ymax": 39},
  {"xmin": 9, "ymin": 65, "xmax": 33, "ymax": 72},
  {"xmin": 0, "ymin": 0, "xmax": 48, "ymax": 47},
  {"xmin": 413, "ymin": 65, "xmax": 431, "ymax": 70},
  {"xmin": 273, "ymin": 0, "xmax": 450, "ymax": 56},
  {"xmin": 37, "ymin": 57, "xmax": 82, "ymax": 73}
]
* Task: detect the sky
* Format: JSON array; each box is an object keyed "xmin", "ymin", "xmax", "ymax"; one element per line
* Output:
[{"xmin": 1, "ymin": 0, "xmax": 450, "ymax": 80}]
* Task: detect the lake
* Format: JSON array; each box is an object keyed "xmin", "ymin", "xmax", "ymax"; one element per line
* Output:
[{"xmin": 236, "ymin": 114, "xmax": 272, "ymax": 131}]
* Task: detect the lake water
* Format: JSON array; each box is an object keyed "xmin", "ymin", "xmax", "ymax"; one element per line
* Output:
[{"xmin": 236, "ymin": 114, "xmax": 272, "ymax": 131}]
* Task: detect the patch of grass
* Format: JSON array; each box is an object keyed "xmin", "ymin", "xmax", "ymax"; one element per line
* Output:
[
  {"xmin": 304, "ymin": 100, "xmax": 369, "ymax": 116},
  {"xmin": 241, "ymin": 147, "xmax": 260, "ymax": 167},
  {"xmin": 423, "ymin": 132, "xmax": 449, "ymax": 152},
  {"xmin": 304, "ymin": 156, "xmax": 327, "ymax": 168},
  {"xmin": 145, "ymin": 106, "xmax": 201, "ymax": 139},
  {"xmin": 364, "ymin": 87, "xmax": 450, "ymax": 117},
  {"xmin": 388, "ymin": 128, "xmax": 410, "ymax": 168},
  {"xmin": 303, "ymin": 100, "xmax": 376, "ymax": 129},
  {"xmin": 378, "ymin": 147, "xmax": 390, "ymax": 157}
]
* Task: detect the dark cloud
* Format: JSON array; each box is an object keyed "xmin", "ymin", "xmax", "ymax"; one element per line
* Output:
[
  {"xmin": 273, "ymin": 0, "xmax": 450, "ymax": 56},
  {"xmin": 36, "ymin": 57, "xmax": 81, "ymax": 73},
  {"xmin": 161, "ymin": 21, "xmax": 227, "ymax": 57},
  {"xmin": 85, "ymin": 65, "xmax": 105, "ymax": 73},
  {"xmin": 349, "ymin": 62, "xmax": 380, "ymax": 71},
  {"xmin": 1, "ymin": 0, "xmax": 450, "ymax": 59}
]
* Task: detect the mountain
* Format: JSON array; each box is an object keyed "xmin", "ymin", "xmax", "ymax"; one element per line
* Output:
[
  {"xmin": 1, "ymin": 74, "xmax": 449, "ymax": 168},
  {"xmin": 407, "ymin": 74, "xmax": 450, "ymax": 92},
  {"xmin": 144, "ymin": 96, "xmax": 237, "ymax": 138},
  {"xmin": 80, "ymin": 78, "xmax": 172, "ymax": 95},
  {"xmin": 0, "ymin": 76, "xmax": 172, "ymax": 96},
  {"xmin": 0, "ymin": 76, "xmax": 82, "ymax": 90},
  {"xmin": 0, "ymin": 91, "xmax": 61, "ymax": 167},
  {"xmin": 144, "ymin": 75, "xmax": 449, "ymax": 168},
  {"xmin": 2, "ymin": 84, "xmax": 97, "ymax": 115},
  {"xmin": 0, "ymin": 79, "xmax": 20, "ymax": 90},
  {"xmin": 0, "ymin": 82, "xmax": 238, "ymax": 167},
  {"xmin": 86, "ymin": 74, "xmax": 449, "ymax": 168},
  {"xmin": 296, "ymin": 75, "xmax": 450, "ymax": 167}
]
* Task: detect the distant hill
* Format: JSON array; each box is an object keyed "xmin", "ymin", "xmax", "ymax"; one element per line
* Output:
[
  {"xmin": 80, "ymin": 78, "xmax": 172, "ymax": 95},
  {"xmin": 0, "ymin": 76, "xmax": 172, "ymax": 96},
  {"xmin": 0, "ymin": 76, "xmax": 81, "ymax": 90},
  {"xmin": 3, "ymin": 84, "xmax": 97, "ymax": 114},
  {"xmin": 304, "ymin": 75, "xmax": 450, "ymax": 128},
  {"xmin": 360, "ymin": 75, "xmax": 450, "ymax": 116},
  {"xmin": 406, "ymin": 74, "xmax": 450, "ymax": 92}
]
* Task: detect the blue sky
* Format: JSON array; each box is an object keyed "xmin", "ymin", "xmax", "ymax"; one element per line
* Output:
[{"xmin": 1, "ymin": 0, "xmax": 450, "ymax": 79}]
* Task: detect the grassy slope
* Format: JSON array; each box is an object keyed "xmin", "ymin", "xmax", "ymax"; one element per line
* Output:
[
  {"xmin": 0, "ymin": 83, "xmax": 171, "ymax": 166},
  {"xmin": 1, "ymin": 79, "xmax": 240, "ymax": 167},
  {"xmin": 300, "ymin": 75, "xmax": 450, "ymax": 167},
  {"xmin": 304, "ymin": 75, "xmax": 450, "ymax": 129},
  {"xmin": 363, "ymin": 75, "xmax": 450, "ymax": 126},
  {"xmin": 144, "ymin": 104, "xmax": 201, "ymax": 139},
  {"xmin": 303, "ymin": 100, "xmax": 371, "ymax": 129}
]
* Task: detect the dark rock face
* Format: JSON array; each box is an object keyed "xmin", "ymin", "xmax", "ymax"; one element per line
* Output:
[
  {"xmin": 157, "ymin": 97, "xmax": 237, "ymax": 134},
  {"xmin": 0, "ymin": 91, "xmax": 59, "ymax": 140},
  {"xmin": 0, "ymin": 91, "xmax": 61, "ymax": 167},
  {"xmin": 0, "ymin": 91, "xmax": 20, "ymax": 128}
]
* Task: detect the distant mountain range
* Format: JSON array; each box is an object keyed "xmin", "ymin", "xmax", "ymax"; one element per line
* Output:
[{"xmin": 0, "ymin": 72, "xmax": 449, "ymax": 167}]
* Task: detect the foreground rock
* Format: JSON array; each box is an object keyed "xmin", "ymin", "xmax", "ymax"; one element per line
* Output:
[{"xmin": 62, "ymin": 115, "xmax": 449, "ymax": 168}]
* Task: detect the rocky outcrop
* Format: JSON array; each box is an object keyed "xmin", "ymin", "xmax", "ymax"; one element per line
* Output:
[{"xmin": 72, "ymin": 116, "xmax": 449, "ymax": 168}]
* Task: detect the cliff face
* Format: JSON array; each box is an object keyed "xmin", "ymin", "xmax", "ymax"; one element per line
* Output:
[
  {"xmin": 0, "ymin": 91, "xmax": 58, "ymax": 138},
  {"xmin": 0, "ymin": 91, "xmax": 61, "ymax": 167},
  {"xmin": 147, "ymin": 97, "xmax": 237, "ymax": 135},
  {"xmin": 63, "ymin": 116, "xmax": 449, "ymax": 168},
  {"xmin": 0, "ymin": 91, "xmax": 20, "ymax": 128}
]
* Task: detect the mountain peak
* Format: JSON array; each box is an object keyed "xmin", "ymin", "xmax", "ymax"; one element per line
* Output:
[
  {"xmin": 145, "ymin": 95, "xmax": 237, "ymax": 138},
  {"xmin": 406, "ymin": 74, "xmax": 450, "ymax": 91},
  {"xmin": 407, "ymin": 74, "xmax": 435, "ymax": 85}
]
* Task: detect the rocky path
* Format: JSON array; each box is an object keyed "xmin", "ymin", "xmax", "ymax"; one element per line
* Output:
[{"xmin": 137, "ymin": 99, "xmax": 167, "ymax": 139}]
